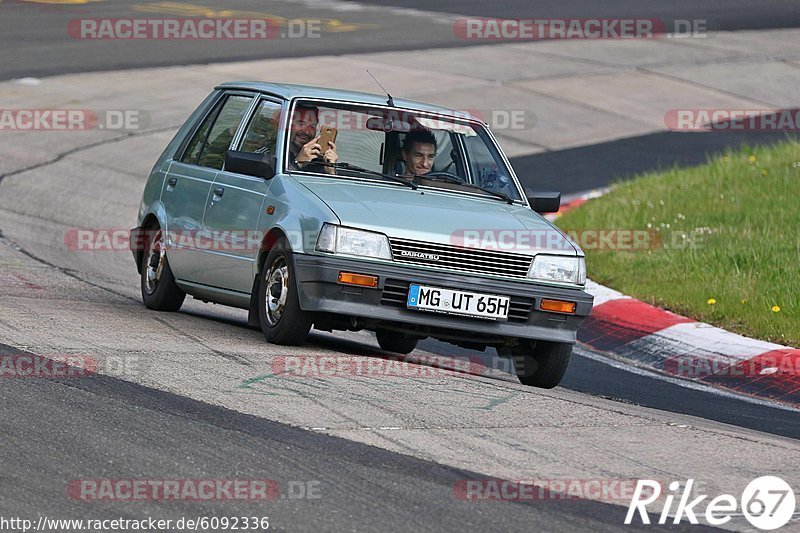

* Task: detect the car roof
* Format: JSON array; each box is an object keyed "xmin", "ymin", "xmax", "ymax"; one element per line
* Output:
[{"xmin": 216, "ymin": 81, "xmax": 482, "ymax": 122}]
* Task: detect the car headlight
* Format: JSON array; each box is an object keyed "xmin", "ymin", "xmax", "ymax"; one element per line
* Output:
[
  {"xmin": 528, "ymin": 255, "xmax": 586, "ymax": 285},
  {"xmin": 315, "ymin": 224, "xmax": 392, "ymax": 260}
]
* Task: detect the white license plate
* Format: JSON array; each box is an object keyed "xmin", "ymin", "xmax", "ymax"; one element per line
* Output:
[{"xmin": 406, "ymin": 284, "xmax": 510, "ymax": 321}]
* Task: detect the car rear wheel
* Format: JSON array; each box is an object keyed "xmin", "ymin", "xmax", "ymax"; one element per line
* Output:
[
  {"xmin": 140, "ymin": 225, "xmax": 186, "ymax": 311},
  {"xmin": 513, "ymin": 340, "xmax": 572, "ymax": 389},
  {"xmin": 258, "ymin": 239, "xmax": 312, "ymax": 346},
  {"xmin": 376, "ymin": 329, "xmax": 418, "ymax": 354}
]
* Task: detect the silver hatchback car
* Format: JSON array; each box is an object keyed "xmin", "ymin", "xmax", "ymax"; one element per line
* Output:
[{"xmin": 131, "ymin": 82, "xmax": 593, "ymax": 388}]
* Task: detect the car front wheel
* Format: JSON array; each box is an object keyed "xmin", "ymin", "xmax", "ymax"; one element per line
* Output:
[
  {"xmin": 513, "ymin": 340, "xmax": 572, "ymax": 389},
  {"xmin": 258, "ymin": 239, "xmax": 312, "ymax": 346},
  {"xmin": 140, "ymin": 225, "xmax": 186, "ymax": 311}
]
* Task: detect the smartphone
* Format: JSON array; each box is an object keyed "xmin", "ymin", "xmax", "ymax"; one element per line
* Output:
[{"xmin": 318, "ymin": 125, "xmax": 338, "ymax": 154}]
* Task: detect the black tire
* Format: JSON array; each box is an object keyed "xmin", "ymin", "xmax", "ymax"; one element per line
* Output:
[
  {"xmin": 513, "ymin": 340, "xmax": 572, "ymax": 389},
  {"xmin": 258, "ymin": 239, "xmax": 312, "ymax": 346},
  {"xmin": 140, "ymin": 225, "xmax": 185, "ymax": 311},
  {"xmin": 376, "ymin": 329, "xmax": 418, "ymax": 354}
]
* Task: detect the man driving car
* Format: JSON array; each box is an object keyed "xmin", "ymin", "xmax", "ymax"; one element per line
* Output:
[
  {"xmin": 401, "ymin": 129, "xmax": 437, "ymax": 176},
  {"xmin": 288, "ymin": 105, "xmax": 338, "ymax": 174}
]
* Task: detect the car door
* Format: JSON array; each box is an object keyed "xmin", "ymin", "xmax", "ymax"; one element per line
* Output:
[
  {"xmin": 201, "ymin": 97, "xmax": 283, "ymax": 293},
  {"xmin": 161, "ymin": 92, "xmax": 254, "ymax": 284}
]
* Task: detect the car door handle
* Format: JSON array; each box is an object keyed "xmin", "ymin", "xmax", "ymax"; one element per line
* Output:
[
  {"xmin": 213, "ymin": 187, "xmax": 225, "ymax": 197},
  {"xmin": 166, "ymin": 177, "xmax": 177, "ymax": 189}
]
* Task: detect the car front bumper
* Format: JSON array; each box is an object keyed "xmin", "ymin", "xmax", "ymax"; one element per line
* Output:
[{"xmin": 293, "ymin": 253, "xmax": 593, "ymax": 344}]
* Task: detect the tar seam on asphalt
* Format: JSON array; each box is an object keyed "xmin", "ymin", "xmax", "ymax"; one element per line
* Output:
[
  {"xmin": 0, "ymin": 125, "xmax": 183, "ymax": 301},
  {"xmin": 0, "ymin": 125, "xmax": 179, "ymax": 186}
]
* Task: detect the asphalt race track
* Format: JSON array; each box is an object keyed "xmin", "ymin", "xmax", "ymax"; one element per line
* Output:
[
  {"xmin": 2, "ymin": 0, "xmax": 800, "ymax": 79},
  {"xmin": 2, "ymin": 344, "xmax": 681, "ymax": 532},
  {"xmin": 1, "ymin": 1, "xmax": 799, "ymax": 532}
]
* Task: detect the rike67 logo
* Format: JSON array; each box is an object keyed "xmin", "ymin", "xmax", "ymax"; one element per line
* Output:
[{"xmin": 626, "ymin": 476, "xmax": 796, "ymax": 530}]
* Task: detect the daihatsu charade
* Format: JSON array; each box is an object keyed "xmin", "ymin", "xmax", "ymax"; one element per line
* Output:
[{"xmin": 131, "ymin": 82, "xmax": 594, "ymax": 388}]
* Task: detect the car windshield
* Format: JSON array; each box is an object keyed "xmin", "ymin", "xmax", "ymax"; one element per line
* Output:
[{"xmin": 285, "ymin": 100, "xmax": 523, "ymax": 202}]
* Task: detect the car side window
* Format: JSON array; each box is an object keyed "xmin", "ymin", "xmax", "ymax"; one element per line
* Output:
[
  {"xmin": 181, "ymin": 95, "xmax": 253, "ymax": 169},
  {"xmin": 181, "ymin": 101, "xmax": 221, "ymax": 165},
  {"xmin": 238, "ymin": 99, "xmax": 282, "ymax": 156}
]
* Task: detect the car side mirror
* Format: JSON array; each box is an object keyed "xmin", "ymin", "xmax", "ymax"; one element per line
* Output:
[
  {"xmin": 525, "ymin": 188, "xmax": 561, "ymax": 214},
  {"xmin": 224, "ymin": 150, "xmax": 276, "ymax": 180}
]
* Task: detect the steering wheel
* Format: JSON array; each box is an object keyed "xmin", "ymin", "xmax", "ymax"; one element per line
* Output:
[{"xmin": 424, "ymin": 171, "xmax": 465, "ymax": 183}]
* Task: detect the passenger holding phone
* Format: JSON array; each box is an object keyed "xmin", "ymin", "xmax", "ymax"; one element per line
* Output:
[{"xmin": 288, "ymin": 105, "xmax": 338, "ymax": 174}]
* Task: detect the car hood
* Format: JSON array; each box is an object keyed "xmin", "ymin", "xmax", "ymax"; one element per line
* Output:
[{"xmin": 296, "ymin": 176, "xmax": 578, "ymax": 256}]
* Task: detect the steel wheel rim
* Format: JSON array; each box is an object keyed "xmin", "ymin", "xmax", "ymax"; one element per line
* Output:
[
  {"xmin": 144, "ymin": 229, "xmax": 165, "ymax": 295},
  {"xmin": 265, "ymin": 256, "xmax": 289, "ymax": 326}
]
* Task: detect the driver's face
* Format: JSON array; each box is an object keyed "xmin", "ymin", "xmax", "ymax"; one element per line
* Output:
[
  {"xmin": 402, "ymin": 142, "xmax": 436, "ymax": 175},
  {"xmin": 290, "ymin": 109, "xmax": 318, "ymax": 151}
]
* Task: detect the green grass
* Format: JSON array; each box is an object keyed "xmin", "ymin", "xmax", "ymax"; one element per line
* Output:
[{"xmin": 557, "ymin": 139, "xmax": 800, "ymax": 347}]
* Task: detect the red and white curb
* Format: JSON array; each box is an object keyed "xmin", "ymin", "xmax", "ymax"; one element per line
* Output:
[
  {"xmin": 544, "ymin": 188, "xmax": 609, "ymax": 223},
  {"xmin": 550, "ymin": 189, "xmax": 800, "ymax": 408}
]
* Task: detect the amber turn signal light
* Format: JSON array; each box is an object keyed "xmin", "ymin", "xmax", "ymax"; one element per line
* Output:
[
  {"xmin": 338, "ymin": 272, "xmax": 378, "ymax": 288},
  {"xmin": 540, "ymin": 299, "xmax": 576, "ymax": 314}
]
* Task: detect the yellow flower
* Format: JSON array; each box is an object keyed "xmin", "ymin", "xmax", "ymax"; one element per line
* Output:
[
  {"xmin": 771, "ymin": 305, "xmax": 781, "ymax": 313},
  {"xmin": 748, "ymin": 155, "xmax": 757, "ymax": 163},
  {"xmin": 707, "ymin": 298, "xmax": 717, "ymax": 305},
  {"xmin": 761, "ymin": 169, "xmax": 768, "ymax": 176},
  {"xmin": 722, "ymin": 156, "xmax": 730, "ymax": 162},
  {"xmin": 740, "ymin": 299, "xmax": 748, "ymax": 304}
]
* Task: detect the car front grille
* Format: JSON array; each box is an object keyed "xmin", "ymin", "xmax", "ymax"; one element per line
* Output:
[
  {"xmin": 388, "ymin": 237, "xmax": 533, "ymax": 280},
  {"xmin": 380, "ymin": 279, "xmax": 534, "ymax": 323}
]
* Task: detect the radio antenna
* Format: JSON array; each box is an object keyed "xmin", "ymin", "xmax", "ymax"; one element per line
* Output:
[{"xmin": 366, "ymin": 69, "xmax": 394, "ymax": 107}]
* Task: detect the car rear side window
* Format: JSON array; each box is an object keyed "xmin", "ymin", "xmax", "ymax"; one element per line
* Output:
[
  {"xmin": 238, "ymin": 99, "xmax": 282, "ymax": 156},
  {"xmin": 181, "ymin": 94, "xmax": 252, "ymax": 169}
]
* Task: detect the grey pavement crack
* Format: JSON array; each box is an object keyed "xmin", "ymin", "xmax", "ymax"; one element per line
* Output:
[
  {"xmin": 0, "ymin": 125, "xmax": 179, "ymax": 186},
  {"xmin": 0, "ymin": 125, "xmax": 182, "ymax": 304},
  {"xmin": 0, "ymin": 231, "xmax": 137, "ymax": 304}
]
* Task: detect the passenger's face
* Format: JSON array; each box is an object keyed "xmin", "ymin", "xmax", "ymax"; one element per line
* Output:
[
  {"xmin": 290, "ymin": 109, "xmax": 318, "ymax": 151},
  {"xmin": 403, "ymin": 142, "xmax": 436, "ymax": 175}
]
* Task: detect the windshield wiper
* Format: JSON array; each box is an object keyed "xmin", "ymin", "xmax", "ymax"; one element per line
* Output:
[
  {"xmin": 456, "ymin": 182, "xmax": 515, "ymax": 204},
  {"xmin": 292, "ymin": 160, "xmax": 417, "ymax": 190},
  {"xmin": 414, "ymin": 172, "xmax": 514, "ymax": 204},
  {"xmin": 334, "ymin": 162, "xmax": 418, "ymax": 190},
  {"xmin": 420, "ymin": 174, "xmax": 463, "ymax": 184}
]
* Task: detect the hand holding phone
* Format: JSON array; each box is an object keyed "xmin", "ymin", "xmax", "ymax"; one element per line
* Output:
[{"xmin": 318, "ymin": 125, "xmax": 338, "ymax": 155}]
